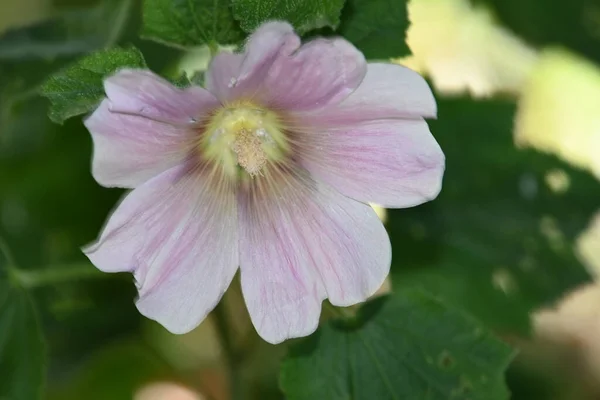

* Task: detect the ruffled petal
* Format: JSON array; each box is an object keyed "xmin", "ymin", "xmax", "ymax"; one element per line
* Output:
[
  {"xmin": 84, "ymin": 99, "xmax": 191, "ymax": 188},
  {"xmin": 205, "ymin": 22, "xmax": 300, "ymax": 103},
  {"xmin": 84, "ymin": 164, "xmax": 239, "ymax": 334},
  {"xmin": 296, "ymin": 119, "xmax": 445, "ymax": 208},
  {"xmin": 104, "ymin": 69, "xmax": 219, "ymax": 124},
  {"xmin": 305, "ymin": 63, "xmax": 437, "ymax": 124},
  {"xmin": 238, "ymin": 169, "xmax": 390, "ymax": 344},
  {"xmin": 204, "ymin": 52, "xmax": 244, "ymax": 103},
  {"xmin": 205, "ymin": 22, "xmax": 366, "ymax": 110},
  {"xmin": 259, "ymin": 37, "xmax": 366, "ymax": 110}
]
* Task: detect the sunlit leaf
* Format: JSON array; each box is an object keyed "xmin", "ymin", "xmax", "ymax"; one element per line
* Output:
[
  {"xmin": 40, "ymin": 47, "xmax": 146, "ymax": 124},
  {"xmin": 281, "ymin": 292, "xmax": 515, "ymax": 400},
  {"xmin": 231, "ymin": 0, "xmax": 346, "ymax": 34},
  {"xmin": 141, "ymin": 0, "xmax": 245, "ymax": 49}
]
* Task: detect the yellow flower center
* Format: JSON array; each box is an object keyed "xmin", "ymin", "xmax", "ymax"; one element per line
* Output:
[{"xmin": 202, "ymin": 101, "xmax": 289, "ymax": 179}]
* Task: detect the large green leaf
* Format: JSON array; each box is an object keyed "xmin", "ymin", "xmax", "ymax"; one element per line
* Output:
[
  {"xmin": 40, "ymin": 47, "xmax": 147, "ymax": 124},
  {"xmin": 231, "ymin": 0, "xmax": 346, "ymax": 34},
  {"xmin": 338, "ymin": 0, "xmax": 410, "ymax": 59},
  {"xmin": 141, "ymin": 0, "xmax": 245, "ymax": 49},
  {"xmin": 281, "ymin": 292, "xmax": 515, "ymax": 400},
  {"xmin": 0, "ymin": 252, "xmax": 46, "ymax": 400},
  {"xmin": 389, "ymin": 97, "xmax": 596, "ymax": 334}
]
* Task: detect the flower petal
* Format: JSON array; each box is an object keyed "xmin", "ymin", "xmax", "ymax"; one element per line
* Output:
[
  {"xmin": 105, "ymin": 69, "xmax": 219, "ymax": 124},
  {"xmin": 260, "ymin": 37, "xmax": 367, "ymax": 110},
  {"xmin": 306, "ymin": 63, "xmax": 437, "ymax": 124},
  {"xmin": 238, "ymin": 170, "xmax": 390, "ymax": 344},
  {"xmin": 84, "ymin": 164, "xmax": 239, "ymax": 334},
  {"xmin": 296, "ymin": 118, "xmax": 445, "ymax": 208},
  {"xmin": 205, "ymin": 22, "xmax": 366, "ymax": 110},
  {"xmin": 84, "ymin": 100, "xmax": 191, "ymax": 188},
  {"xmin": 204, "ymin": 51, "xmax": 244, "ymax": 103}
]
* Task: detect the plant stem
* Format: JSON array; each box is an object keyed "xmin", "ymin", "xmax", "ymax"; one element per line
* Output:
[
  {"xmin": 323, "ymin": 301, "xmax": 356, "ymax": 319},
  {"xmin": 10, "ymin": 263, "xmax": 107, "ymax": 289},
  {"xmin": 208, "ymin": 41, "xmax": 219, "ymax": 58},
  {"xmin": 213, "ymin": 299, "xmax": 244, "ymax": 400}
]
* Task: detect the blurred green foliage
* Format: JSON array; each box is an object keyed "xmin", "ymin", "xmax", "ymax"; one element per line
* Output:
[
  {"xmin": 390, "ymin": 97, "xmax": 594, "ymax": 334},
  {"xmin": 1, "ymin": 0, "xmax": 599, "ymax": 399}
]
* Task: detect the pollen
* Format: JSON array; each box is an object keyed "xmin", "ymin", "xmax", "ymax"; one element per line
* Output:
[
  {"xmin": 202, "ymin": 101, "xmax": 289, "ymax": 178},
  {"xmin": 231, "ymin": 128, "xmax": 267, "ymax": 176}
]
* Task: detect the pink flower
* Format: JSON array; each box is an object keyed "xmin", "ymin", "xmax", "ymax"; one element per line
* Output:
[{"xmin": 83, "ymin": 22, "xmax": 445, "ymax": 344}]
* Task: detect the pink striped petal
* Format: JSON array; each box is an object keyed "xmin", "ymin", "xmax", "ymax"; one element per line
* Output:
[
  {"xmin": 260, "ymin": 37, "xmax": 366, "ymax": 110},
  {"xmin": 306, "ymin": 63, "xmax": 437, "ymax": 124},
  {"xmin": 105, "ymin": 69, "xmax": 219, "ymax": 123},
  {"xmin": 84, "ymin": 100, "xmax": 191, "ymax": 188},
  {"xmin": 238, "ymin": 170, "xmax": 390, "ymax": 344},
  {"xmin": 205, "ymin": 22, "xmax": 366, "ymax": 110},
  {"xmin": 84, "ymin": 164, "xmax": 238, "ymax": 334},
  {"xmin": 205, "ymin": 22, "xmax": 299, "ymax": 103},
  {"xmin": 297, "ymin": 118, "xmax": 445, "ymax": 208},
  {"xmin": 204, "ymin": 51, "xmax": 244, "ymax": 103}
]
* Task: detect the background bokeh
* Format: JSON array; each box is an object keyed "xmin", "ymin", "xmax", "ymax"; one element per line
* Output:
[{"xmin": 2, "ymin": 0, "xmax": 600, "ymax": 399}]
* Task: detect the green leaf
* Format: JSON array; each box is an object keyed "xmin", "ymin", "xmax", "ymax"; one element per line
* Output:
[
  {"xmin": 40, "ymin": 47, "xmax": 147, "ymax": 124},
  {"xmin": 389, "ymin": 97, "xmax": 596, "ymax": 334},
  {"xmin": 474, "ymin": 0, "xmax": 600, "ymax": 64},
  {"xmin": 231, "ymin": 0, "xmax": 346, "ymax": 34},
  {"xmin": 338, "ymin": 0, "xmax": 410, "ymax": 59},
  {"xmin": 0, "ymin": 251, "xmax": 46, "ymax": 400},
  {"xmin": 141, "ymin": 0, "xmax": 245, "ymax": 49},
  {"xmin": 281, "ymin": 292, "xmax": 515, "ymax": 400}
]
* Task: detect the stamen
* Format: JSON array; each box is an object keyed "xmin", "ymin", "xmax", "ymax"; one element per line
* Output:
[
  {"xmin": 201, "ymin": 101, "xmax": 289, "ymax": 179},
  {"xmin": 231, "ymin": 128, "xmax": 267, "ymax": 176}
]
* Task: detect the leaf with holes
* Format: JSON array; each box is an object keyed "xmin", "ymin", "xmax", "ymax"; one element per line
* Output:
[
  {"xmin": 40, "ymin": 47, "xmax": 147, "ymax": 124},
  {"xmin": 231, "ymin": 0, "xmax": 346, "ymax": 34},
  {"xmin": 280, "ymin": 292, "xmax": 515, "ymax": 400},
  {"xmin": 387, "ymin": 97, "xmax": 597, "ymax": 334},
  {"xmin": 141, "ymin": 0, "xmax": 245, "ymax": 49}
]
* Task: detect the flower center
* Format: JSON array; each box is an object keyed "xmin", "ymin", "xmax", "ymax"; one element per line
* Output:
[{"xmin": 202, "ymin": 101, "xmax": 288, "ymax": 178}]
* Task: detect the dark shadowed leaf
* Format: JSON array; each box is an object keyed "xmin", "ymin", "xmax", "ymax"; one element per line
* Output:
[
  {"xmin": 475, "ymin": 0, "xmax": 600, "ymax": 63},
  {"xmin": 0, "ymin": 0, "xmax": 133, "ymax": 60},
  {"xmin": 0, "ymin": 250, "xmax": 45, "ymax": 400},
  {"xmin": 339, "ymin": 0, "xmax": 410, "ymax": 59},
  {"xmin": 0, "ymin": 0, "xmax": 135, "ymax": 156},
  {"xmin": 389, "ymin": 97, "xmax": 596, "ymax": 334}
]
